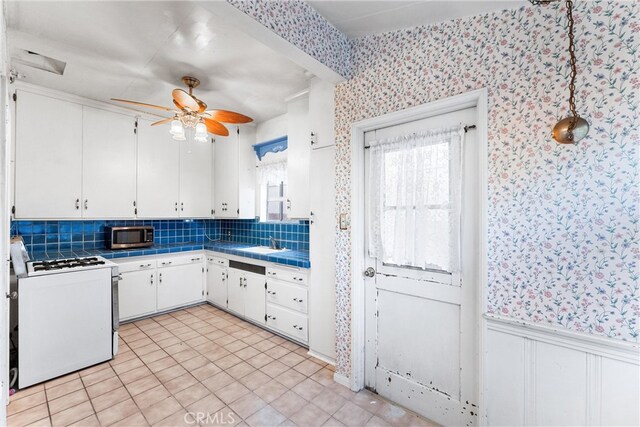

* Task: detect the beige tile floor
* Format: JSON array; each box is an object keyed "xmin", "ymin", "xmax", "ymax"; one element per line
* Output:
[{"xmin": 7, "ymin": 304, "xmax": 437, "ymax": 427}]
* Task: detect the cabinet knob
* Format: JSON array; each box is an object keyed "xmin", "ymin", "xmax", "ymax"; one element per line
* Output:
[
  {"xmin": 181, "ymin": 202, "xmax": 184, "ymax": 211},
  {"xmin": 75, "ymin": 199, "xmax": 80, "ymax": 210},
  {"xmin": 84, "ymin": 199, "xmax": 88, "ymax": 210},
  {"xmin": 175, "ymin": 202, "xmax": 178, "ymax": 212}
]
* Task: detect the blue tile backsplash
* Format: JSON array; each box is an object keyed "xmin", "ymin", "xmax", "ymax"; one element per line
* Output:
[{"xmin": 11, "ymin": 218, "xmax": 309, "ymax": 255}]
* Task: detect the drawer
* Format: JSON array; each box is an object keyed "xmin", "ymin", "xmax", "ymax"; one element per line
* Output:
[
  {"xmin": 157, "ymin": 253, "xmax": 204, "ymax": 268},
  {"xmin": 207, "ymin": 256, "xmax": 228, "ymax": 267},
  {"xmin": 266, "ymin": 279, "xmax": 308, "ymax": 314},
  {"xmin": 266, "ymin": 267, "xmax": 307, "ymax": 285},
  {"xmin": 115, "ymin": 259, "xmax": 156, "ymax": 273},
  {"xmin": 266, "ymin": 304, "xmax": 308, "ymax": 343}
]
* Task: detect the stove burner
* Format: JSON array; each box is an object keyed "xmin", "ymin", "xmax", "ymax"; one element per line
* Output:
[{"xmin": 31, "ymin": 256, "xmax": 106, "ymax": 272}]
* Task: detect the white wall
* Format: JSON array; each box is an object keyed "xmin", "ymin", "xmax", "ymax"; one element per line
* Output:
[
  {"xmin": 486, "ymin": 317, "xmax": 640, "ymax": 426},
  {"xmin": 1, "ymin": 0, "xmax": 10, "ymax": 421},
  {"xmin": 256, "ymin": 114, "xmax": 287, "ymax": 145}
]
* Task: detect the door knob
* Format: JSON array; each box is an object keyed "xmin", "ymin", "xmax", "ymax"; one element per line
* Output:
[{"xmin": 364, "ymin": 267, "xmax": 376, "ymax": 278}]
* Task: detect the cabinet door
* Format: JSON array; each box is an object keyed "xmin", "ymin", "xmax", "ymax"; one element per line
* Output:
[
  {"xmin": 207, "ymin": 264, "xmax": 227, "ymax": 307},
  {"xmin": 227, "ymin": 269, "xmax": 244, "ymax": 316},
  {"xmin": 137, "ymin": 119, "xmax": 180, "ymax": 218},
  {"xmin": 308, "ymin": 78, "xmax": 336, "ymax": 149},
  {"xmin": 119, "ymin": 270, "xmax": 156, "ymax": 321},
  {"xmin": 213, "ymin": 131, "xmax": 239, "ymax": 218},
  {"xmin": 286, "ymin": 95, "xmax": 310, "ymax": 219},
  {"xmin": 308, "ymin": 146, "xmax": 337, "ymax": 361},
  {"xmin": 82, "ymin": 106, "xmax": 136, "ymax": 218},
  {"xmin": 157, "ymin": 263, "xmax": 204, "ymax": 311},
  {"xmin": 14, "ymin": 90, "xmax": 83, "ymax": 219},
  {"xmin": 244, "ymin": 272, "xmax": 266, "ymax": 325},
  {"xmin": 237, "ymin": 127, "xmax": 256, "ymax": 219},
  {"xmin": 179, "ymin": 139, "xmax": 212, "ymax": 218}
]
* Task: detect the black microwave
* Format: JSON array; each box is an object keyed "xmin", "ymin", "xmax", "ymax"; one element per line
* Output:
[{"xmin": 105, "ymin": 226, "xmax": 154, "ymax": 249}]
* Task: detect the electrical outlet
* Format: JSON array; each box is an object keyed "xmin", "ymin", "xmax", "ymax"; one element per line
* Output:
[{"xmin": 339, "ymin": 213, "xmax": 348, "ymax": 230}]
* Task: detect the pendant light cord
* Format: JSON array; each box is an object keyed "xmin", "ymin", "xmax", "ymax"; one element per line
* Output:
[{"xmin": 565, "ymin": 0, "xmax": 579, "ymax": 136}]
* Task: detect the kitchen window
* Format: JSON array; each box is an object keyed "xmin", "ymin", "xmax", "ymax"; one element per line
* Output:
[{"xmin": 257, "ymin": 159, "xmax": 288, "ymax": 222}]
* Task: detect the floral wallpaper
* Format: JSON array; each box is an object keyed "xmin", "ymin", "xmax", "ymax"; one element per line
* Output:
[
  {"xmin": 228, "ymin": 0, "xmax": 639, "ymax": 378},
  {"xmin": 226, "ymin": 0, "xmax": 352, "ymax": 79}
]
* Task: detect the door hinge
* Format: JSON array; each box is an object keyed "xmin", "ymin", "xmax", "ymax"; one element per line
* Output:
[
  {"xmin": 12, "ymin": 93, "xmax": 16, "ymax": 102},
  {"xmin": 202, "ymin": 267, "xmax": 205, "ymax": 273},
  {"xmin": 264, "ymin": 282, "xmax": 267, "ymax": 289},
  {"xmin": 237, "ymin": 209, "xmax": 239, "ymax": 214},
  {"xmin": 264, "ymin": 314, "xmax": 267, "ymax": 322},
  {"xmin": 237, "ymin": 128, "xmax": 240, "ymax": 135},
  {"xmin": 11, "ymin": 205, "xmax": 15, "ymax": 215}
]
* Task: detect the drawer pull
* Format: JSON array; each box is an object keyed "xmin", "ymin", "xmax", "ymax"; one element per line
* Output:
[
  {"xmin": 267, "ymin": 290, "xmax": 277, "ymax": 295},
  {"xmin": 293, "ymin": 325, "xmax": 303, "ymax": 331},
  {"xmin": 293, "ymin": 298, "xmax": 303, "ymax": 303},
  {"xmin": 161, "ymin": 261, "xmax": 172, "ymax": 266},
  {"xmin": 267, "ymin": 315, "xmax": 276, "ymax": 320},
  {"xmin": 191, "ymin": 258, "xmax": 201, "ymax": 262},
  {"xmin": 139, "ymin": 263, "xmax": 152, "ymax": 268}
]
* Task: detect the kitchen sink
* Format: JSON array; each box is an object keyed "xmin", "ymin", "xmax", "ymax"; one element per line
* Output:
[{"xmin": 237, "ymin": 246, "xmax": 289, "ymax": 255}]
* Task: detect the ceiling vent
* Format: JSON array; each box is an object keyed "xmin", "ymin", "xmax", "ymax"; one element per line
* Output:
[{"xmin": 11, "ymin": 49, "xmax": 66, "ymax": 75}]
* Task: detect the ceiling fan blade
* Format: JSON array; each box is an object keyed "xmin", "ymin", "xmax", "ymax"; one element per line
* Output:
[
  {"xmin": 204, "ymin": 118, "xmax": 229, "ymax": 136},
  {"xmin": 172, "ymin": 89, "xmax": 200, "ymax": 111},
  {"xmin": 150, "ymin": 117, "xmax": 174, "ymax": 126},
  {"xmin": 204, "ymin": 110, "xmax": 253, "ymax": 124},
  {"xmin": 195, "ymin": 98, "xmax": 207, "ymax": 113},
  {"xmin": 110, "ymin": 98, "xmax": 174, "ymax": 111}
]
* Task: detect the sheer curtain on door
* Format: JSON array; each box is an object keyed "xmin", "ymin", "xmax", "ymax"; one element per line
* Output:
[{"xmin": 367, "ymin": 125, "xmax": 464, "ymax": 273}]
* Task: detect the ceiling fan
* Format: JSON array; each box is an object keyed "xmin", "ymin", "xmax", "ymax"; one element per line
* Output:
[{"xmin": 111, "ymin": 76, "xmax": 253, "ymax": 141}]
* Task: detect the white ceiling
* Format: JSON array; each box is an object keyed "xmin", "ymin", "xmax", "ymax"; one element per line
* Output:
[
  {"xmin": 6, "ymin": 1, "xmax": 312, "ymax": 123},
  {"xmin": 307, "ymin": 1, "xmax": 525, "ymax": 38}
]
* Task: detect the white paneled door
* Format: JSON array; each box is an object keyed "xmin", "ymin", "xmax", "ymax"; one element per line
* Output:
[
  {"xmin": 82, "ymin": 106, "xmax": 136, "ymax": 218},
  {"xmin": 364, "ymin": 107, "xmax": 479, "ymax": 426},
  {"xmin": 137, "ymin": 119, "xmax": 180, "ymax": 218}
]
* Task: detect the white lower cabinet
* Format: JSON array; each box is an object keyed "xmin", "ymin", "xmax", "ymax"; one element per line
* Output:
[
  {"xmin": 116, "ymin": 253, "xmax": 204, "ymax": 321},
  {"xmin": 266, "ymin": 304, "xmax": 308, "ymax": 343},
  {"xmin": 227, "ymin": 268, "xmax": 266, "ymax": 325},
  {"xmin": 207, "ymin": 257, "xmax": 228, "ymax": 307},
  {"xmin": 118, "ymin": 269, "xmax": 156, "ymax": 321}
]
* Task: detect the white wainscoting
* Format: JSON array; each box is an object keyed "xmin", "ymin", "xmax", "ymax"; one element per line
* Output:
[{"xmin": 485, "ymin": 315, "xmax": 640, "ymax": 426}]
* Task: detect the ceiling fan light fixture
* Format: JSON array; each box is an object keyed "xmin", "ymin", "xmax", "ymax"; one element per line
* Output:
[
  {"xmin": 194, "ymin": 122, "xmax": 208, "ymax": 142},
  {"xmin": 170, "ymin": 119, "xmax": 183, "ymax": 136},
  {"xmin": 172, "ymin": 126, "xmax": 186, "ymax": 141}
]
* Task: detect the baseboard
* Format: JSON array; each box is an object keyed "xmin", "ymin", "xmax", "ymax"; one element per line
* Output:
[
  {"xmin": 307, "ymin": 349, "xmax": 336, "ymax": 366},
  {"xmin": 333, "ymin": 372, "xmax": 351, "ymax": 389}
]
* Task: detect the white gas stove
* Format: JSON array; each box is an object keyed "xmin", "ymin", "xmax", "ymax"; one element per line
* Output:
[
  {"xmin": 18, "ymin": 255, "xmax": 120, "ymax": 388},
  {"xmin": 26, "ymin": 255, "xmax": 117, "ymax": 276}
]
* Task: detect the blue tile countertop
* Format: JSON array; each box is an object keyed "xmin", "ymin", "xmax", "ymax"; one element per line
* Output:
[
  {"xmin": 204, "ymin": 241, "xmax": 310, "ymax": 268},
  {"xmin": 28, "ymin": 240, "xmax": 310, "ymax": 269}
]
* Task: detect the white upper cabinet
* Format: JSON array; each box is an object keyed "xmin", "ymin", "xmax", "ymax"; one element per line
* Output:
[
  {"xmin": 308, "ymin": 77, "xmax": 336, "ymax": 149},
  {"xmin": 286, "ymin": 93, "xmax": 310, "ymax": 219},
  {"xmin": 137, "ymin": 119, "xmax": 180, "ymax": 218},
  {"xmin": 14, "ymin": 90, "xmax": 83, "ymax": 219},
  {"xmin": 82, "ymin": 106, "xmax": 137, "ymax": 218},
  {"xmin": 213, "ymin": 130, "xmax": 238, "ymax": 218},
  {"xmin": 179, "ymin": 139, "xmax": 212, "ymax": 218},
  {"xmin": 213, "ymin": 126, "xmax": 255, "ymax": 219}
]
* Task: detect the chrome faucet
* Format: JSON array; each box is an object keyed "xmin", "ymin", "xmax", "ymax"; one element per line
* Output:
[{"xmin": 269, "ymin": 236, "xmax": 279, "ymax": 250}]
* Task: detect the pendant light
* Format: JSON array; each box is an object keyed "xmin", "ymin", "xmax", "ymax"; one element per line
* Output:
[{"xmin": 530, "ymin": 0, "xmax": 589, "ymax": 144}]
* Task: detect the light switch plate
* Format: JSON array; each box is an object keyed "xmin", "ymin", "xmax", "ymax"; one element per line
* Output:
[{"xmin": 339, "ymin": 213, "xmax": 348, "ymax": 230}]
